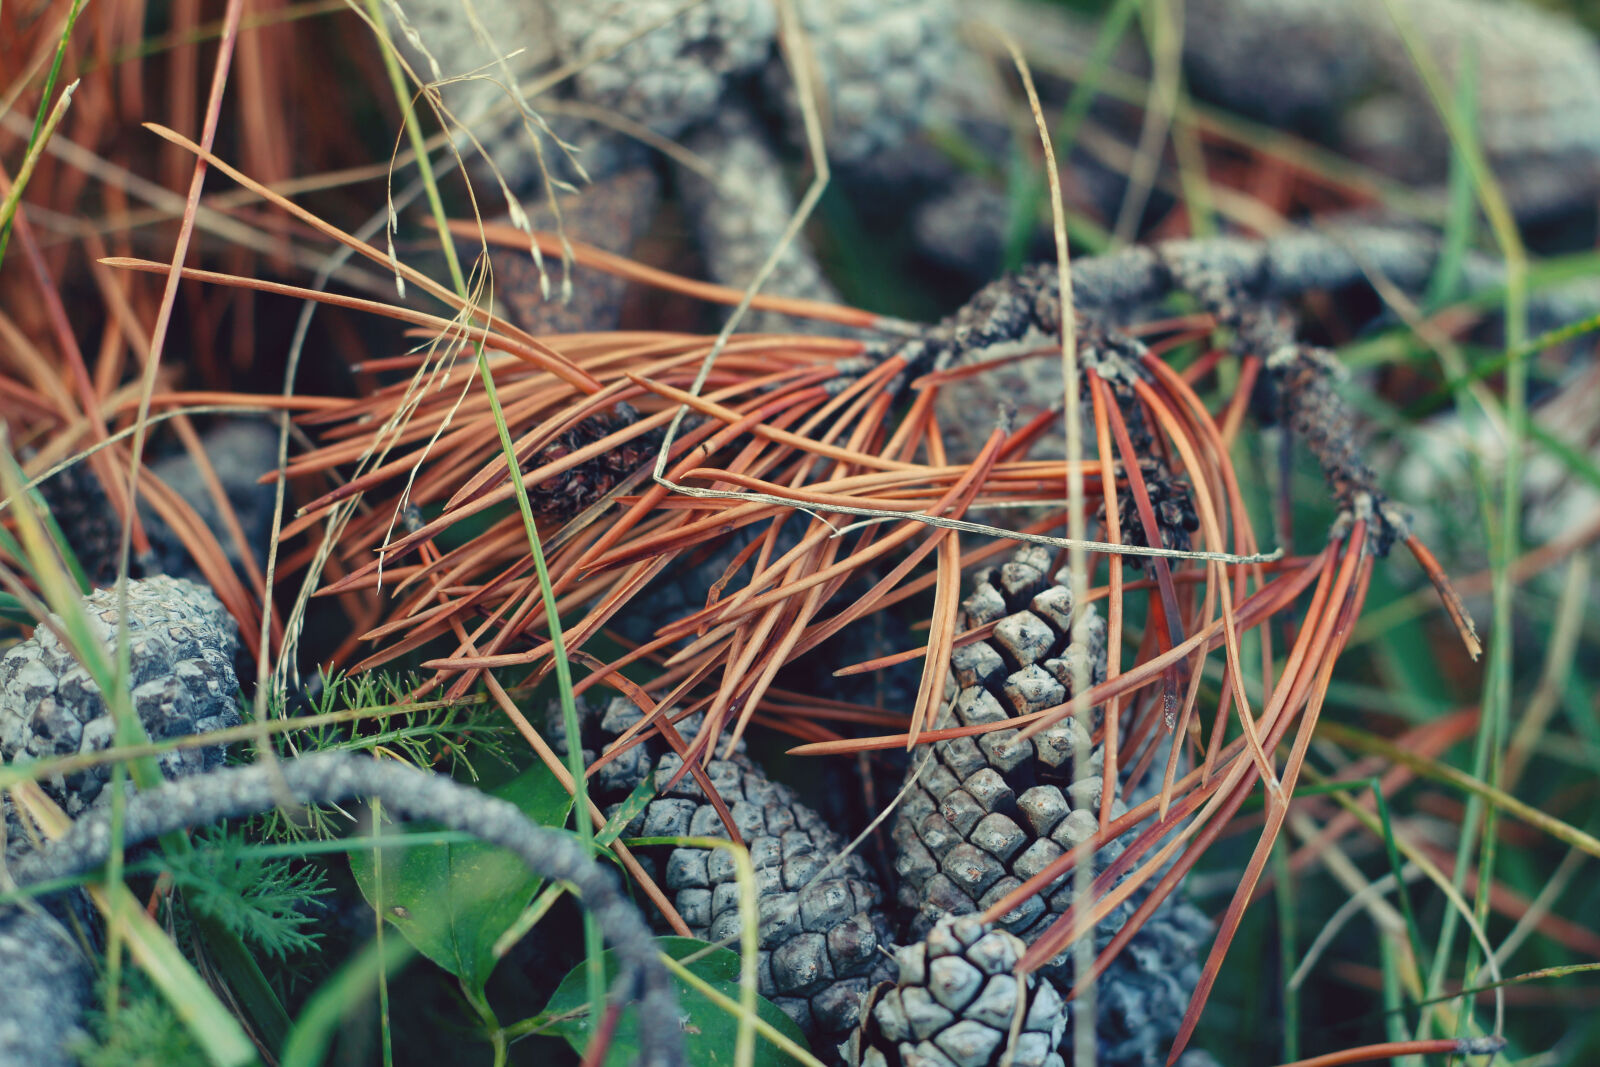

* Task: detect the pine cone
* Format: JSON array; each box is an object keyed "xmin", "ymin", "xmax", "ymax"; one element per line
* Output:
[
  {"xmin": 1094, "ymin": 369, "xmax": 1199, "ymax": 559},
  {"xmin": 0, "ymin": 576, "xmax": 242, "ymax": 821},
  {"xmin": 769, "ymin": 0, "xmax": 969, "ymax": 165},
  {"xmin": 840, "ymin": 915, "xmax": 1068, "ymax": 1067},
  {"xmin": 0, "ymin": 908, "xmax": 91, "ymax": 1067},
  {"xmin": 891, "ymin": 545, "xmax": 1114, "ymax": 954},
  {"xmin": 840, "ymin": 912, "xmax": 1220, "ymax": 1067},
  {"xmin": 1, "ymin": 576, "xmax": 245, "ymax": 1067},
  {"xmin": 680, "ymin": 105, "xmax": 850, "ymax": 335},
  {"xmin": 527, "ymin": 404, "xmax": 662, "ymax": 520},
  {"xmin": 144, "ymin": 421, "xmax": 280, "ymax": 579},
  {"xmin": 1182, "ymin": 0, "xmax": 1600, "ymax": 190},
  {"xmin": 1105, "ymin": 459, "xmax": 1201, "ymax": 559},
  {"xmin": 495, "ymin": 168, "xmax": 661, "ymax": 336},
  {"xmin": 556, "ymin": 698, "xmax": 897, "ymax": 1045},
  {"xmin": 31, "ymin": 462, "xmax": 125, "ymax": 587},
  {"xmin": 1096, "ymin": 899, "xmax": 1217, "ymax": 1067},
  {"xmin": 889, "ymin": 547, "xmax": 1215, "ymax": 1066},
  {"xmin": 549, "ymin": 0, "xmax": 776, "ymax": 141}
]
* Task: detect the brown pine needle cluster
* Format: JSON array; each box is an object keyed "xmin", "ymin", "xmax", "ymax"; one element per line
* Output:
[
  {"xmin": 3, "ymin": 172, "xmax": 1493, "ymax": 1059},
  {"xmin": 236, "ymin": 218, "xmax": 1480, "ymax": 1062},
  {"xmin": 7, "ymin": 2, "xmax": 1600, "ymax": 1065}
]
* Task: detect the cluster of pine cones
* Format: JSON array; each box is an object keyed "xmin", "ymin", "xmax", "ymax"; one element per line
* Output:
[{"xmin": 562, "ymin": 546, "xmax": 1216, "ymax": 1066}]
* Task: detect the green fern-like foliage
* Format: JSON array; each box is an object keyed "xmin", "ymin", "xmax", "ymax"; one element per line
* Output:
[
  {"xmin": 159, "ymin": 827, "xmax": 332, "ymax": 961},
  {"xmin": 74, "ymin": 972, "xmax": 207, "ymax": 1067},
  {"xmin": 250, "ymin": 670, "xmax": 515, "ymax": 841}
]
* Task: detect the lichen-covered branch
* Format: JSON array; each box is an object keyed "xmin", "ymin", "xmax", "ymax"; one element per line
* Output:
[
  {"xmin": 7, "ymin": 753, "xmax": 685, "ymax": 1067},
  {"xmin": 881, "ymin": 225, "xmax": 1600, "ymax": 375},
  {"xmin": 872, "ymin": 224, "xmax": 1600, "ymax": 551}
]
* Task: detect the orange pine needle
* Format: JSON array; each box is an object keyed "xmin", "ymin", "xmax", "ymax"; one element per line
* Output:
[{"xmin": 1269, "ymin": 1037, "xmax": 1503, "ymax": 1067}]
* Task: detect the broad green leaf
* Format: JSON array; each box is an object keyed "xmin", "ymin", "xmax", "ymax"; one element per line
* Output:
[
  {"xmin": 542, "ymin": 937, "xmax": 809, "ymax": 1067},
  {"xmin": 348, "ymin": 762, "xmax": 572, "ymax": 995}
]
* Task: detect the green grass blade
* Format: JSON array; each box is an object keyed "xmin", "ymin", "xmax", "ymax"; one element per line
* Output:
[
  {"xmin": 359, "ymin": 0, "xmax": 604, "ymax": 1026},
  {"xmin": 629, "ymin": 837, "xmax": 760, "ymax": 1067},
  {"xmin": 94, "ymin": 882, "xmax": 259, "ymax": 1066},
  {"xmin": 1379, "ymin": 937, "xmax": 1423, "ymax": 1067},
  {"xmin": 1317, "ymin": 723, "xmax": 1600, "ymax": 861},
  {"xmin": 0, "ymin": 0, "xmax": 88, "ymax": 267},
  {"xmin": 1271, "ymin": 838, "xmax": 1298, "ymax": 1063},
  {"xmin": 1370, "ymin": 783, "xmax": 1433, "ymax": 981},
  {"xmin": 1422, "ymin": 46, "xmax": 1479, "ymax": 310},
  {"xmin": 1380, "ymin": 2, "xmax": 1528, "ymax": 1035},
  {"xmin": 1420, "ymin": 311, "xmax": 1600, "ymax": 408},
  {"xmin": 1003, "ymin": 0, "xmax": 1140, "ymax": 270},
  {"xmin": 280, "ymin": 936, "xmax": 416, "ymax": 1067}
]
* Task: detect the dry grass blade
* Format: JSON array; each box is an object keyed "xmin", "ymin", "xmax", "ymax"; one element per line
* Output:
[
  {"xmin": 1131, "ymin": 374, "xmax": 1276, "ymax": 796},
  {"xmin": 0, "ymin": 0, "xmax": 1578, "ymax": 1061},
  {"xmin": 134, "ymin": 123, "xmax": 601, "ymax": 389},
  {"xmin": 1088, "ymin": 373, "xmax": 1127, "ymax": 826},
  {"xmin": 1402, "ymin": 532, "xmax": 1482, "ymax": 660}
]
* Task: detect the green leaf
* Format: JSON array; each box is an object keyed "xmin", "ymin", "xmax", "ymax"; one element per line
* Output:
[
  {"xmin": 596, "ymin": 773, "xmax": 657, "ymax": 847},
  {"xmin": 348, "ymin": 761, "xmax": 572, "ymax": 995},
  {"xmin": 541, "ymin": 937, "xmax": 809, "ymax": 1067}
]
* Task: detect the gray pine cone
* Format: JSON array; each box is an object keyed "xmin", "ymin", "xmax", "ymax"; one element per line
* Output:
[
  {"xmin": 0, "ymin": 908, "xmax": 91, "ymax": 1067},
  {"xmin": 892, "ymin": 545, "xmax": 1113, "ymax": 952},
  {"xmin": 0, "ymin": 576, "xmax": 243, "ymax": 823},
  {"xmin": 767, "ymin": 0, "xmax": 969, "ymax": 165},
  {"xmin": 548, "ymin": 0, "xmax": 971, "ymax": 162},
  {"xmin": 143, "ymin": 422, "xmax": 280, "ymax": 580},
  {"xmin": 30, "ymin": 461, "xmax": 125, "ymax": 587},
  {"xmin": 1182, "ymin": 0, "xmax": 1600, "ymax": 190},
  {"xmin": 841, "ymin": 909, "xmax": 1221, "ymax": 1067},
  {"xmin": 548, "ymin": 0, "xmax": 776, "ymax": 141},
  {"xmin": 840, "ymin": 915, "xmax": 1068, "ymax": 1067},
  {"xmin": 557, "ymin": 697, "xmax": 896, "ymax": 1044},
  {"xmin": 1, "ymin": 575, "xmax": 245, "ymax": 1067},
  {"xmin": 679, "ymin": 105, "xmax": 850, "ymax": 335},
  {"xmin": 889, "ymin": 547, "xmax": 1215, "ymax": 1066},
  {"xmin": 1096, "ymin": 900, "xmax": 1217, "ymax": 1067}
]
